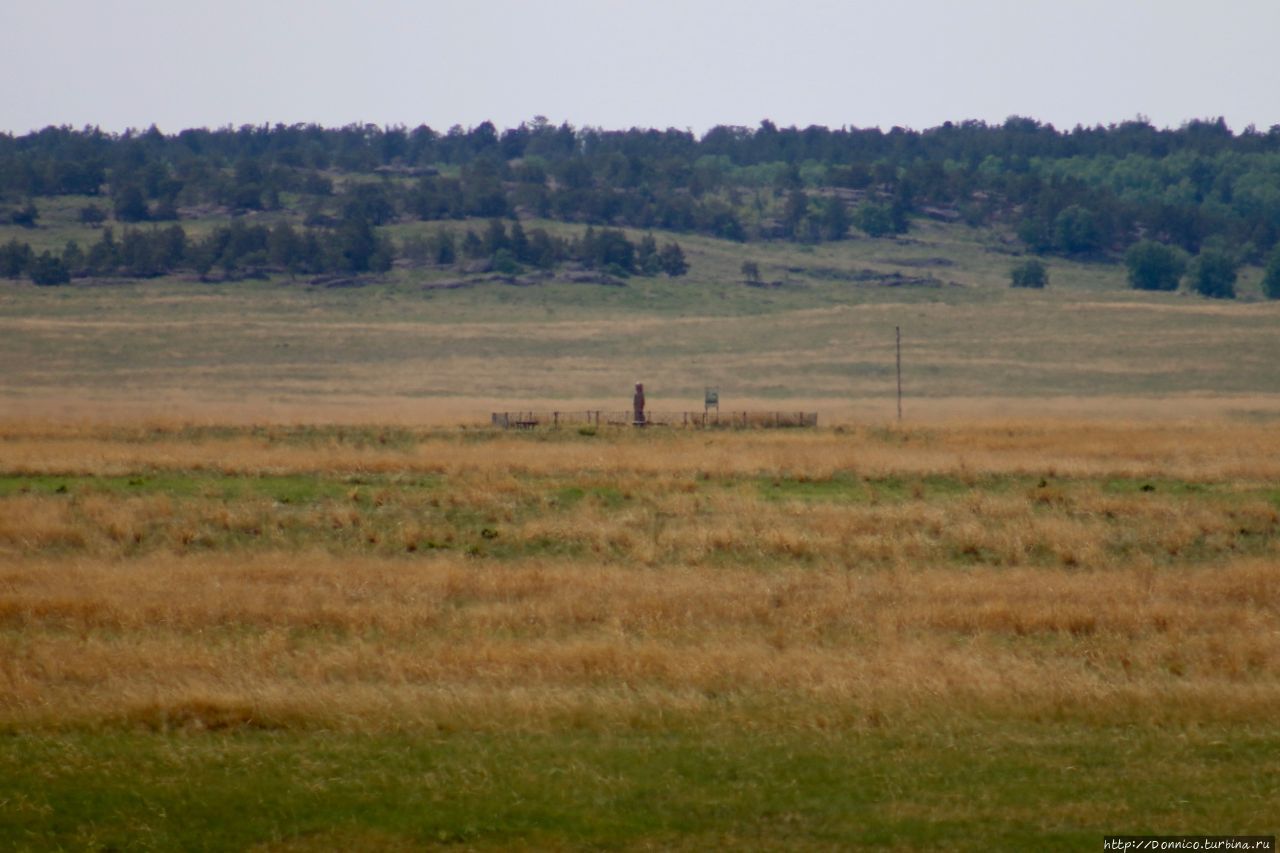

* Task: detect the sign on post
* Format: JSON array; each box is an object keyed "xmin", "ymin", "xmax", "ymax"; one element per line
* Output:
[{"xmin": 704, "ymin": 387, "xmax": 719, "ymax": 413}]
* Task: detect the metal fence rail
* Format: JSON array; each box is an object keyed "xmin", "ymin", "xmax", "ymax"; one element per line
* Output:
[{"xmin": 491, "ymin": 411, "xmax": 818, "ymax": 429}]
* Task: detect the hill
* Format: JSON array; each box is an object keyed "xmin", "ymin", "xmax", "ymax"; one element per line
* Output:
[
  {"xmin": 3, "ymin": 119, "xmax": 1280, "ymax": 422},
  {"xmin": 3, "ymin": 213, "xmax": 1279, "ymax": 424}
]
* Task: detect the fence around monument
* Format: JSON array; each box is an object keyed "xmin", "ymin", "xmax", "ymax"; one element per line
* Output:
[{"xmin": 490, "ymin": 410, "xmax": 817, "ymax": 429}]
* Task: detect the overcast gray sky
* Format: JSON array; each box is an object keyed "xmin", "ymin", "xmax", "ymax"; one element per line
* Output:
[{"xmin": 4, "ymin": 0, "xmax": 1278, "ymax": 135}]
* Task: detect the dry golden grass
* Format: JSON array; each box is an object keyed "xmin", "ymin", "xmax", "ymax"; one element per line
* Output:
[
  {"xmin": 2, "ymin": 552, "xmax": 1277, "ymax": 732},
  {"xmin": 1, "ymin": 419, "xmax": 1278, "ymax": 736},
  {"xmin": 4, "ymin": 417, "xmax": 1280, "ymax": 480}
]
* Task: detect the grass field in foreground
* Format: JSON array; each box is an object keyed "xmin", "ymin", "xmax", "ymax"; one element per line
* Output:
[{"xmin": 1, "ymin": 422, "xmax": 1278, "ymax": 849}]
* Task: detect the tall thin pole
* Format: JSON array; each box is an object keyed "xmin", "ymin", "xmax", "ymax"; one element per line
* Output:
[{"xmin": 895, "ymin": 326, "xmax": 902, "ymax": 423}]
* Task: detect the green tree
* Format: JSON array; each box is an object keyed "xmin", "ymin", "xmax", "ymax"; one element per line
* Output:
[
  {"xmin": 10, "ymin": 201, "xmax": 38, "ymax": 228},
  {"xmin": 409, "ymin": 176, "xmax": 464, "ymax": 220},
  {"xmin": 462, "ymin": 157, "xmax": 509, "ymax": 217},
  {"xmin": 432, "ymin": 229, "xmax": 457, "ymax": 265},
  {"xmin": 297, "ymin": 231, "xmax": 325, "ymax": 275},
  {"xmin": 268, "ymin": 223, "xmax": 303, "ymax": 271},
  {"xmin": 482, "ymin": 219, "xmax": 509, "ymax": 256},
  {"xmin": 28, "ymin": 251, "xmax": 70, "ymax": 285},
  {"xmin": 1016, "ymin": 215, "xmax": 1052, "ymax": 254},
  {"xmin": 819, "ymin": 196, "xmax": 850, "ymax": 241},
  {"xmin": 336, "ymin": 216, "xmax": 393, "ymax": 273},
  {"xmin": 658, "ymin": 242, "xmax": 687, "ymax": 276},
  {"xmin": 1262, "ymin": 246, "xmax": 1280, "ymax": 300},
  {"xmin": 461, "ymin": 230, "xmax": 485, "ymax": 260},
  {"xmin": 594, "ymin": 229, "xmax": 635, "ymax": 274},
  {"xmin": 1187, "ymin": 250, "xmax": 1237, "ymax": 299},
  {"xmin": 855, "ymin": 202, "xmax": 894, "ymax": 238},
  {"xmin": 509, "ymin": 222, "xmax": 530, "ymax": 264},
  {"xmin": 782, "ymin": 189, "xmax": 810, "ymax": 236},
  {"xmin": 229, "ymin": 158, "xmax": 265, "ymax": 211},
  {"xmin": 157, "ymin": 225, "xmax": 187, "ymax": 269},
  {"xmin": 1010, "ymin": 259, "xmax": 1048, "ymax": 288},
  {"xmin": 637, "ymin": 234, "xmax": 660, "ymax": 276},
  {"xmin": 432, "ymin": 227, "xmax": 458, "ymax": 263},
  {"xmin": 491, "ymin": 248, "xmax": 520, "ymax": 275},
  {"xmin": 86, "ymin": 228, "xmax": 120, "ymax": 276},
  {"xmin": 61, "ymin": 240, "xmax": 85, "ymax": 276},
  {"xmin": 119, "ymin": 228, "xmax": 165, "ymax": 277},
  {"xmin": 0, "ymin": 239, "xmax": 32, "ymax": 278},
  {"xmin": 340, "ymin": 183, "xmax": 396, "ymax": 226},
  {"xmin": 527, "ymin": 228, "xmax": 562, "ymax": 269},
  {"xmin": 112, "ymin": 184, "xmax": 149, "ymax": 222},
  {"xmin": 79, "ymin": 204, "xmax": 106, "ymax": 227},
  {"xmin": 1125, "ymin": 240, "xmax": 1185, "ymax": 291},
  {"xmin": 1052, "ymin": 205, "xmax": 1101, "ymax": 255}
]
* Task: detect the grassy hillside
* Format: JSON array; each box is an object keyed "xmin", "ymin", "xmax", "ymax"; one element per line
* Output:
[{"xmin": 3, "ymin": 212, "xmax": 1279, "ymax": 424}]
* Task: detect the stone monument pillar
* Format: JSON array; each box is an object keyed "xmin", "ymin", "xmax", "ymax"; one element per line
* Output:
[{"xmin": 633, "ymin": 382, "xmax": 646, "ymax": 426}]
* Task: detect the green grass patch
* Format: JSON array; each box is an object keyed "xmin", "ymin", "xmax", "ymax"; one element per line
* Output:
[
  {"xmin": 1, "ymin": 721, "xmax": 1275, "ymax": 850},
  {"xmin": 0, "ymin": 473, "xmax": 214, "ymax": 498},
  {"xmin": 243, "ymin": 475, "xmax": 351, "ymax": 505},
  {"xmin": 552, "ymin": 485, "xmax": 586, "ymax": 508},
  {"xmin": 758, "ymin": 472, "xmax": 1012, "ymax": 504},
  {"xmin": 760, "ymin": 472, "xmax": 867, "ymax": 503},
  {"xmin": 3, "ymin": 467, "xmax": 1277, "ymax": 567}
]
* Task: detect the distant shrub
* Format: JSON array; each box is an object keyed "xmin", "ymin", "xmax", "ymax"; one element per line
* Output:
[
  {"xmin": 29, "ymin": 252, "xmax": 70, "ymax": 286},
  {"xmin": 112, "ymin": 184, "xmax": 149, "ymax": 223},
  {"xmin": 79, "ymin": 204, "xmax": 106, "ymax": 226},
  {"xmin": 1010, "ymin": 259, "xmax": 1048, "ymax": 288},
  {"xmin": 1188, "ymin": 250, "xmax": 1237, "ymax": 299},
  {"xmin": 0, "ymin": 239, "xmax": 32, "ymax": 278},
  {"xmin": 658, "ymin": 242, "xmax": 688, "ymax": 276},
  {"xmin": 492, "ymin": 248, "xmax": 520, "ymax": 275},
  {"xmin": 1052, "ymin": 205, "xmax": 1101, "ymax": 255},
  {"xmin": 10, "ymin": 202, "xmax": 38, "ymax": 228},
  {"xmin": 1262, "ymin": 247, "xmax": 1280, "ymax": 300},
  {"xmin": 854, "ymin": 202, "xmax": 894, "ymax": 237},
  {"xmin": 1125, "ymin": 240, "xmax": 1185, "ymax": 291}
]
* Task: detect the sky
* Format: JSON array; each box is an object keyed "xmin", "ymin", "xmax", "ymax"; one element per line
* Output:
[{"xmin": 4, "ymin": 0, "xmax": 1279, "ymax": 137}]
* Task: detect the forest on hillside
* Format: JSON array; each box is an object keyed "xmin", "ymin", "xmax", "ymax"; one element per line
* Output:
[{"xmin": 4, "ymin": 117, "xmax": 1280, "ymax": 297}]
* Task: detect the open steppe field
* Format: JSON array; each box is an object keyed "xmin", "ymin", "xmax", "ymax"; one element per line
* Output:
[
  {"xmin": 3, "ymin": 215, "xmax": 1280, "ymax": 848},
  {"xmin": 3, "ymin": 216, "xmax": 1280, "ymax": 424},
  {"xmin": 2, "ymin": 421, "xmax": 1279, "ymax": 849}
]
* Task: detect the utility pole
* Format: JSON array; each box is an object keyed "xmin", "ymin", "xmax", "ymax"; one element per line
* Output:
[{"xmin": 895, "ymin": 326, "xmax": 902, "ymax": 423}]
